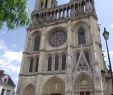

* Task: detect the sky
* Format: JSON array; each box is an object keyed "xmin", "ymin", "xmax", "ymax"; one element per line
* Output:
[{"xmin": 0, "ymin": 0, "xmax": 113, "ymax": 88}]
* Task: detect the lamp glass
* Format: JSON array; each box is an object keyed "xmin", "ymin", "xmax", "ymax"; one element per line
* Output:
[{"xmin": 103, "ymin": 31, "xmax": 109, "ymax": 40}]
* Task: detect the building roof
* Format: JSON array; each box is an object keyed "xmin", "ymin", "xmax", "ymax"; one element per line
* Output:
[{"xmin": 0, "ymin": 70, "xmax": 16, "ymax": 87}]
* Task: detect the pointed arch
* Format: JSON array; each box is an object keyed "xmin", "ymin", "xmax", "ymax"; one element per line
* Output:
[
  {"xmin": 43, "ymin": 76, "xmax": 65, "ymax": 95},
  {"xmin": 78, "ymin": 27, "xmax": 86, "ymax": 45},
  {"xmin": 33, "ymin": 34, "xmax": 40, "ymax": 51},
  {"xmin": 74, "ymin": 73, "xmax": 94, "ymax": 95},
  {"xmin": 23, "ymin": 84, "xmax": 35, "ymax": 95}
]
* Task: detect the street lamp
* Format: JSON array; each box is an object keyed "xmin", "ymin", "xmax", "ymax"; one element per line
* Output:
[{"xmin": 103, "ymin": 28, "xmax": 113, "ymax": 95}]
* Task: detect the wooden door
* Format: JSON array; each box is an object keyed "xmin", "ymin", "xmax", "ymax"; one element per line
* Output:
[
  {"xmin": 51, "ymin": 94, "xmax": 61, "ymax": 95},
  {"xmin": 80, "ymin": 92, "xmax": 84, "ymax": 95},
  {"xmin": 80, "ymin": 91, "xmax": 90, "ymax": 95}
]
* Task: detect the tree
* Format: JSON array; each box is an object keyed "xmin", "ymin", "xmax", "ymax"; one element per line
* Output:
[{"xmin": 0, "ymin": 0, "xmax": 29, "ymax": 29}]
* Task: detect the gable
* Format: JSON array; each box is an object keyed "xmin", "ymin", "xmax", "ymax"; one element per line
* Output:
[{"xmin": 76, "ymin": 49, "xmax": 91, "ymax": 72}]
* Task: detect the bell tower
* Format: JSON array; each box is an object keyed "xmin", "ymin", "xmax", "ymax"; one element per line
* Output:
[
  {"xmin": 17, "ymin": 0, "xmax": 111, "ymax": 95},
  {"xmin": 35, "ymin": 0, "xmax": 57, "ymax": 10}
]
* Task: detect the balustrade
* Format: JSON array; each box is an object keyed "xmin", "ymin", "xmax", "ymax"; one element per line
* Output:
[{"xmin": 32, "ymin": 0, "xmax": 95, "ymax": 27}]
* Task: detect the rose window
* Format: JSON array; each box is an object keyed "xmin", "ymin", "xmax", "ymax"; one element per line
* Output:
[{"xmin": 48, "ymin": 30, "xmax": 67, "ymax": 47}]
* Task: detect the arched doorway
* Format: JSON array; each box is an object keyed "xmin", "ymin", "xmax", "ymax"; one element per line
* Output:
[
  {"xmin": 43, "ymin": 76, "xmax": 65, "ymax": 95},
  {"xmin": 74, "ymin": 73, "xmax": 94, "ymax": 95},
  {"xmin": 23, "ymin": 84, "xmax": 35, "ymax": 95}
]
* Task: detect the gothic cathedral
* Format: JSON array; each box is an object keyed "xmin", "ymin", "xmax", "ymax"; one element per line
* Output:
[{"xmin": 16, "ymin": 0, "xmax": 112, "ymax": 95}]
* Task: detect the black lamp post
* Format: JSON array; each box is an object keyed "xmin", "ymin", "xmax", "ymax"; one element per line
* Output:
[{"xmin": 103, "ymin": 28, "xmax": 113, "ymax": 95}]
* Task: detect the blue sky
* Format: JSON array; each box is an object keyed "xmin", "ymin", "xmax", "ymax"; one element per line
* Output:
[{"xmin": 0, "ymin": 0, "xmax": 113, "ymax": 87}]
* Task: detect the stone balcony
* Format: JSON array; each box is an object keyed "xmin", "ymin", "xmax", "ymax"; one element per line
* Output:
[{"xmin": 30, "ymin": 0, "xmax": 97, "ymax": 28}]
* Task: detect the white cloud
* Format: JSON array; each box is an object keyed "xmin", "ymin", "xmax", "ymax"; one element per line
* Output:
[
  {"xmin": 0, "ymin": 40, "xmax": 22, "ymax": 76},
  {"xmin": 110, "ymin": 24, "xmax": 113, "ymax": 28},
  {"xmin": 104, "ymin": 51, "xmax": 113, "ymax": 62},
  {"xmin": 3, "ymin": 51, "xmax": 22, "ymax": 63},
  {"xmin": 109, "ymin": 51, "xmax": 113, "ymax": 55},
  {"xmin": 0, "ymin": 40, "xmax": 7, "ymax": 50},
  {"xmin": 0, "ymin": 61, "xmax": 20, "ymax": 73}
]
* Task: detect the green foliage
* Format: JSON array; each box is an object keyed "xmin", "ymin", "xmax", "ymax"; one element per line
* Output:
[{"xmin": 0, "ymin": 0, "xmax": 29, "ymax": 29}]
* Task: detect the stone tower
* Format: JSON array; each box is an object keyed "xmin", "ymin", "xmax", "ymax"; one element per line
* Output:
[
  {"xmin": 16, "ymin": 0, "xmax": 111, "ymax": 95},
  {"xmin": 35, "ymin": 0, "xmax": 57, "ymax": 10}
]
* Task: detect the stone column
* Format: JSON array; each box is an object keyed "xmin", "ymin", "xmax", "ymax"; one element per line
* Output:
[
  {"xmin": 66, "ymin": 8, "xmax": 69, "ymax": 18},
  {"xmin": 63, "ymin": 9, "xmax": 65, "ymax": 18},
  {"xmin": 89, "ymin": 16, "xmax": 103, "ymax": 95},
  {"xmin": 16, "ymin": 77, "xmax": 21, "ymax": 94},
  {"xmin": 35, "ymin": 28, "xmax": 47, "ymax": 95},
  {"xmin": 59, "ymin": 10, "xmax": 61, "ymax": 19},
  {"xmin": 48, "ymin": 0, "xmax": 52, "ymax": 8},
  {"xmin": 38, "ymin": 27, "xmax": 46, "ymax": 73},
  {"xmin": 53, "ymin": 11, "xmax": 56, "ymax": 20},
  {"xmin": 59, "ymin": 55, "xmax": 62, "ymax": 71},
  {"xmin": 34, "ymin": 0, "xmax": 38, "ymax": 10},
  {"xmin": 23, "ymin": 29, "xmax": 31, "ymax": 53},
  {"xmin": 70, "ymin": 5, "xmax": 75, "ymax": 17},
  {"xmin": 65, "ymin": 21, "xmax": 74, "ymax": 95},
  {"xmin": 52, "ymin": 55, "xmax": 55, "ymax": 71},
  {"xmin": 35, "ymin": 75, "xmax": 44, "ymax": 95},
  {"xmin": 40, "ymin": 29, "xmax": 46, "ymax": 51}
]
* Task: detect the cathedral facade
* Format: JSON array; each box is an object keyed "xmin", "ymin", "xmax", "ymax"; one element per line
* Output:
[{"xmin": 16, "ymin": 0, "xmax": 112, "ymax": 95}]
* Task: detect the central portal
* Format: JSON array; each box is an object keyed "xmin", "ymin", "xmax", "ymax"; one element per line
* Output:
[{"xmin": 43, "ymin": 77, "xmax": 65, "ymax": 95}]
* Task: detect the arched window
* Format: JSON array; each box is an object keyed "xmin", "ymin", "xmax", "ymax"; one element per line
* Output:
[
  {"xmin": 29, "ymin": 58, "xmax": 33, "ymax": 72},
  {"xmin": 78, "ymin": 27, "xmax": 86, "ymax": 45},
  {"xmin": 84, "ymin": 51, "xmax": 89, "ymax": 63},
  {"xmin": 48, "ymin": 56, "xmax": 52, "ymax": 71},
  {"xmin": 33, "ymin": 34, "xmax": 40, "ymax": 51},
  {"xmin": 55, "ymin": 55, "xmax": 59, "ymax": 70},
  {"xmin": 4, "ymin": 78, "xmax": 8, "ymax": 84},
  {"xmin": 62, "ymin": 55, "xmax": 66, "ymax": 70},
  {"xmin": 35, "ymin": 58, "xmax": 39, "ymax": 72}
]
